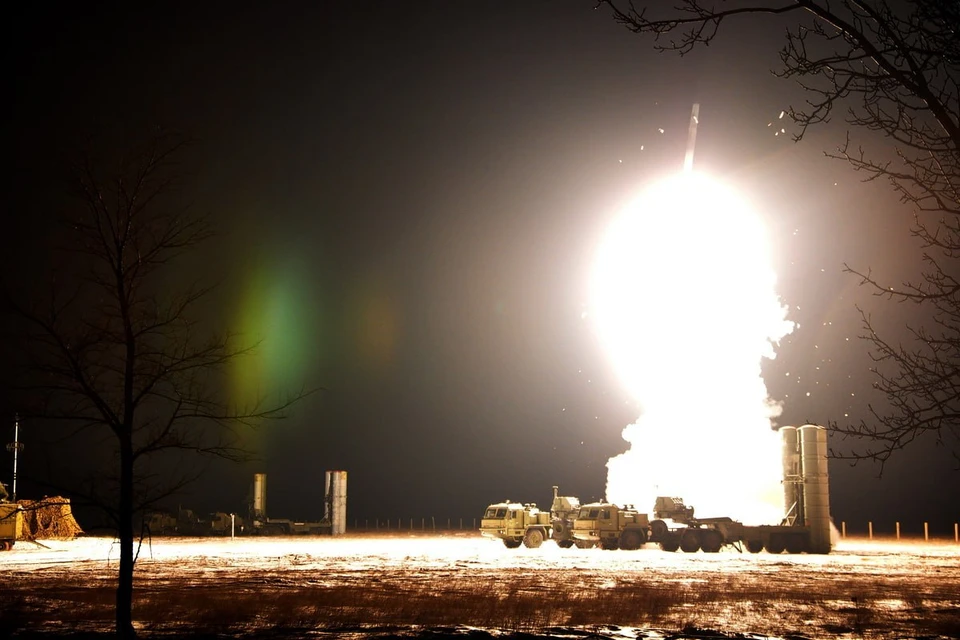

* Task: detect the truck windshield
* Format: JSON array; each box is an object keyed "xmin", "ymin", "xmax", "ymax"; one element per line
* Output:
[
  {"xmin": 578, "ymin": 508, "xmax": 600, "ymax": 519},
  {"xmin": 484, "ymin": 508, "xmax": 507, "ymax": 518}
]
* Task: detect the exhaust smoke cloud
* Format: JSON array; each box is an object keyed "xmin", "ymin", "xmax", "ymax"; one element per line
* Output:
[{"xmin": 590, "ymin": 172, "xmax": 794, "ymax": 524}]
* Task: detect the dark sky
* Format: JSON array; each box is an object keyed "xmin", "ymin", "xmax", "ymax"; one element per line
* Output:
[{"xmin": 7, "ymin": 1, "xmax": 957, "ymax": 535}]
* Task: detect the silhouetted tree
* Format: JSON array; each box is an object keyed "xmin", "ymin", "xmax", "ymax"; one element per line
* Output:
[
  {"xmin": 598, "ymin": 0, "xmax": 959, "ymax": 469},
  {"xmin": 6, "ymin": 132, "xmax": 307, "ymax": 638}
]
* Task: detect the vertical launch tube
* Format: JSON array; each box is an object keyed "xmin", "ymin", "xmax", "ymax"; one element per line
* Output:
[
  {"xmin": 780, "ymin": 426, "xmax": 801, "ymax": 525},
  {"xmin": 252, "ymin": 473, "xmax": 267, "ymax": 522},
  {"xmin": 799, "ymin": 424, "xmax": 832, "ymax": 553},
  {"xmin": 326, "ymin": 470, "xmax": 347, "ymax": 536}
]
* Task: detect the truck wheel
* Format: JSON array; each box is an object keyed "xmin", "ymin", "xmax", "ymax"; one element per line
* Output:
[
  {"xmin": 659, "ymin": 535, "xmax": 680, "ymax": 552},
  {"xmin": 1, "ymin": 541, "xmax": 12, "ymax": 551},
  {"xmin": 650, "ymin": 519, "xmax": 668, "ymax": 541},
  {"xmin": 619, "ymin": 529, "xmax": 643, "ymax": 551},
  {"xmin": 680, "ymin": 529, "xmax": 701, "ymax": 553},
  {"xmin": 600, "ymin": 538, "xmax": 619, "ymax": 551},
  {"xmin": 700, "ymin": 529, "xmax": 723, "ymax": 553},
  {"xmin": 745, "ymin": 540, "xmax": 763, "ymax": 554},
  {"xmin": 785, "ymin": 534, "xmax": 808, "ymax": 554},
  {"xmin": 503, "ymin": 538, "xmax": 522, "ymax": 549},
  {"xmin": 765, "ymin": 534, "xmax": 785, "ymax": 554},
  {"xmin": 557, "ymin": 539, "xmax": 574, "ymax": 549},
  {"xmin": 575, "ymin": 540, "xmax": 595, "ymax": 549},
  {"xmin": 523, "ymin": 528, "xmax": 544, "ymax": 549}
]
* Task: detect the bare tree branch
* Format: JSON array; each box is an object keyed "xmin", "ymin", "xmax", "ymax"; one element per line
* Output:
[{"xmin": 5, "ymin": 132, "xmax": 317, "ymax": 638}]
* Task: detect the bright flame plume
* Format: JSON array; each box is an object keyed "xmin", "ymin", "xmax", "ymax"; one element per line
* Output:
[{"xmin": 591, "ymin": 172, "xmax": 794, "ymax": 524}]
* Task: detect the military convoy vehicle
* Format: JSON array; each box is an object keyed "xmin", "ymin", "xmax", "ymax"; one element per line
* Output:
[
  {"xmin": 0, "ymin": 502, "xmax": 23, "ymax": 551},
  {"xmin": 480, "ymin": 425, "xmax": 833, "ymax": 555},
  {"xmin": 571, "ymin": 502, "xmax": 649, "ymax": 550},
  {"xmin": 644, "ymin": 425, "xmax": 833, "ymax": 554},
  {"xmin": 647, "ymin": 495, "xmax": 823, "ymax": 554},
  {"xmin": 479, "ymin": 486, "xmax": 580, "ymax": 548}
]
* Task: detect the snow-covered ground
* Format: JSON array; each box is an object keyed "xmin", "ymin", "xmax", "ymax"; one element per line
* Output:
[{"xmin": 3, "ymin": 533, "xmax": 958, "ymax": 639}]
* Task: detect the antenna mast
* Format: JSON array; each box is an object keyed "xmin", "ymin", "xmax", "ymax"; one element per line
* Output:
[{"xmin": 6, "ymin": 414, "xmax": 23, "ymax": 501}]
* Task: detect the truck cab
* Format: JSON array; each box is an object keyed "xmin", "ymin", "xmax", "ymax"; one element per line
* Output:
[
  {"xmin": 572, "ymin": 502, "xmax": 649, "ymax": 550},
  {"xmin": 479, "ymin": 501, "xmax": 551, "ymax": 548}
]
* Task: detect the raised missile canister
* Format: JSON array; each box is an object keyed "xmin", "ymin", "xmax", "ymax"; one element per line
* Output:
[
  {"xmin": 780, "ymin": 426, "xmax": 801, "ymax": 525},
  {"xmin": 799, "ymin": 424, "xmax": 832, "ymax": 553},
  {"xmin": 325, "ymin": 470, "xmax": 347, "ymax": 536},
  {"xmin": 252, "ymin": 472, "xmax": 267, "ymax": 522}
]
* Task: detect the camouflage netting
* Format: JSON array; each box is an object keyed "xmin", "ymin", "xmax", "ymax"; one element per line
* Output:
[{"xmin": 18, "ymin": 497, "xmax": 84, "ymax": 540}]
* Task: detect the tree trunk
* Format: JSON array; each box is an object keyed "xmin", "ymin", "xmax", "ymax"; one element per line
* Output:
[{"xmin": 116, "ymin": 433, "xmax": 136, "ymax": 639}]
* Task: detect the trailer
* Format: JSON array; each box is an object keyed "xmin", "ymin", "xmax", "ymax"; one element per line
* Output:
[
  {"xmin": 647, "ymin": 425, "xmax": 833, "ymax": 554},
  {"xmin": 571, "ymin": 425, "xmax": 834, "ymax": 554}
]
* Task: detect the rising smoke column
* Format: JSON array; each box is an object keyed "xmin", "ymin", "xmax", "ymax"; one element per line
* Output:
[{"xmin": 591, "ymin": 172, "xmax": 794, "ymax": 524}]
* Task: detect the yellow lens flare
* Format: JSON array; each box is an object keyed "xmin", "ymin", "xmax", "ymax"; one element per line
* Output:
[{"xmin": 590, "ymin": 172, "xmax": 794, "ymax": 524}]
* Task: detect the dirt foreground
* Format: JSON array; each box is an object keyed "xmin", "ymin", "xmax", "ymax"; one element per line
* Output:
[{"xmin": 1, "ymin": 531, "xmax": 958, "ymax": 639}]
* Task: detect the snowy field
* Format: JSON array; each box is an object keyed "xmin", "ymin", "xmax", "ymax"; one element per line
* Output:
[{"xmin": 2, "ymin": 532, "xmax": 958, "ymax": 639}]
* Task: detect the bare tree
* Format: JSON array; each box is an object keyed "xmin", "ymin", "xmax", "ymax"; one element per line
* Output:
[
  {"xmin": 6, "ymin": 132, "xmax": 308, "ymax": 638},
  {"xmin": 597, "ymin": 0, "xmax": 960, "ymax": 468}
]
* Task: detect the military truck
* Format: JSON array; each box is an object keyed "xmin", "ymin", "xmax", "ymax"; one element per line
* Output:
[
  {"xmin": 571, "ymin": 502, "xmax": 649, "ymax": 550},
  {"xmin": 0, "ymin": 502, "xmax": 23, "ymax": 551},
  {"xmin": 479, "ymin": 486, "xmax": 581, "ymax": 549}
]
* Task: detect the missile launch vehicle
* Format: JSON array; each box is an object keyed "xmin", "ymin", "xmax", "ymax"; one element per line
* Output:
[
  {"xmin": 479, "ymin": 486, "xmax": 581, "ymax": 548},
  {"xmin": 573, "ymin": 425, "xmax": 834, "ymax": 554}
]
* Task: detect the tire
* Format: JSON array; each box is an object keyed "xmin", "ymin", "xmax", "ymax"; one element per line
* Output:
[
  {"xmin": 575, "ymin": 540, "xmax": 596, "ymax": 549},
  {"xmin": 745, "ymin": 539, "xmax": 763, "ymax": 554},
  {"xmin": 552, "ymin": 521, "xmax": 566, "ymax": 535},
  {"xmin": 660, "ymin": 535, "xmax": 680, "ymax": 553},
  {"xmin": 503, "ymin": 538, "xmax": 522, "ymax": 549},
  {"xmin": 785, "ymin": 534, "xmax": 808, "ymax": 554},
  {"xmin": 523, "ymin": 528, "xmax": 544, "ymax": 549},
  {"xmin": 650, "ymin": 519, "xmax": 668, "ymax": 541},
  {"xmin": 0, "ymin": 540, "xmax": 11, "ymax": 552},
  {"xmin": 680, "ymin": 529, "xmax": 701, "ymax": 553},
  {"xmin": 557, "ymin": 539, "xmax": 574, "ymax": 549},
  {"xmin": 620, "ymin": 529, "xmax": 644, "ymax": 551},
  {"xmin": 600, "ymin": 538, "xmax": 620, "ymax": 551},
  {"xmin": 765, "ymin": 534, "xmax": 785, "ymax": 554},
  {"xmin": 700, "ymin": 529, "xmax": 723, "ymax": 553}
]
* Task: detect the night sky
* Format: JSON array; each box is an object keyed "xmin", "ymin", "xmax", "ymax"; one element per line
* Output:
[{"xmin": 7, "ymin": 2, "xmax": 958, "ymax": 535}]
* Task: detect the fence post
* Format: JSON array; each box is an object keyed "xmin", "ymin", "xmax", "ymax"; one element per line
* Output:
[
  {"xmin": 868, "ymin": 521, "xmax": 873, "ymax": 540},
  {"xmin": 460, "ymin": 517, "xmax": 463, "ymax": 530},
  {"xmin": 955, "ymin": 523, "xmax": 958, "ymax": 543},
  {"xmin": 895, "ymin": 522, "xmax": 900, "ymax": 540},
  {"xmin": 841, "ymin": 521, "xmax": 846, "ymax": 538},
  {"xmin": 924, "ymin": 522, "xmax": 929, "ymax": 541}
]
